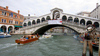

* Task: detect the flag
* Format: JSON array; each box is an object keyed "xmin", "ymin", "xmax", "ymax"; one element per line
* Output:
[
  {"xmin": 11, "ymin": 13, "xmax": 13, "ymax": 17},
  {"xmin": 14, "ymin": 13, "xmax": 16, "ymax": 17}
]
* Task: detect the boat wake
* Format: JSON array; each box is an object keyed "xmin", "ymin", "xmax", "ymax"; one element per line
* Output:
[
  {"xmin": 0, "ymin": 43, "xmax": 17, "ymax": 50},
  {"xmin": 39, "ymin": 37, "xmax": 45, "ymax": 39},
  {"xmin": 39, "ymin": 36, "xmax": 53, "ymax": 40}
]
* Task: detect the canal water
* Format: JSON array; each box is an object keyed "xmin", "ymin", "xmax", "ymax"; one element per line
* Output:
[{"xmin": 0, "ymin": 35, "xmax": 98, "ymax": 56}]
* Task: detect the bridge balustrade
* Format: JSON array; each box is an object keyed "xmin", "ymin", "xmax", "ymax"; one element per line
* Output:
[{"xmin": 17, "ymin": 20, "xmax": 100, "ymax": 33}]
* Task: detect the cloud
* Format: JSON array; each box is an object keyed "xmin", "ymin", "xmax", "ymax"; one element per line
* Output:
[{"xmin": 0, "ymin": 0, "xmax": 100, "ymax": 16}]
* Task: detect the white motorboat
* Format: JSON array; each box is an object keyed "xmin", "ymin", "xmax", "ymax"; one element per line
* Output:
[
  {"xmin": 42, "ymin": 33, "xmax": 52, "ymax": 38},
  {"xmin": 0, "ymin": 32, "xmax": 11, "ymax": 38}
]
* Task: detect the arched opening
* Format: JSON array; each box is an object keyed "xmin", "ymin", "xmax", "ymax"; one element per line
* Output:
[
  {"xmin": 86, "ymin": 21, "xmax": 92, "ymax": 26},
  {"xmin": 46, "ymin": 16, "xmax": 51, "ymax": 20},
  {"xmin": 62, "ymin": 15, "xmax": 67, "ymax": 21},
  {"xmin": 8, "ymin": 26, "xmax": 13, "ymax": 33},
  {"xmin": 28, "ymin": 21, "xmax": 31, "ymax": 26},
  {"xmin": 74, "ymin": 18, "xmax": 79, "ymax": 23},
  {"xmin": 94, "ymin": 22, "xmax": 99, "ymax": 28},
  {"xmin": 41, "ymin": 18, "xmax": 45, "ymax": 22},
  {"xmin": 80, "ymin": 19, "xmax": 85, "ymax": 25},
  {"xmin": 53, "ymin": 10, "xmax": 60, "ymax": 20},
  {"xmin": 32, "ymin": 20, "xmax": 35, "ymax": 24},
  {"xmin": 23, "ymin": 23, "xmax": 27, "ymax": 27},
  {"xmin": 37, "ymin": 19, "xmax": 40, "ymax": 24},
  {"xmin": 32, "ymin": 24, "xmax": 79, "ymax": 35},
  {"xmin": 68, "ymin": 17, "xmax": 73, "ymax": 22},
  {"xmin": 1, "ymin": 25, "xmax": 6, "ymax": 32}
]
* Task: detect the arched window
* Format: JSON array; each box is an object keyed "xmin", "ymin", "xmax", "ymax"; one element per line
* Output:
[
  {"xmin": 32, "ymin": 20, "xmax": 35, "ymax": 24},
  {"xmin": 80, "ymin": 19, "xmax": 85, "ymax": 25},
  {"xmin": 74, "ymin": 18, "xmax": 79, "ymax": 23},
  {"xmin": 53, "ymin": 10, "xmax": 60, "ymax": 20},
  {"xmin": 62, "ymin": 15, "xmax": 67, "ymax": 21},
  {"xmin": 41, "ymin": 18, "xmax": 45, "ymax": 22},
  {"xmin": 28, "ymin": 21, "xmax": 31, "ymax": 26},
  {"xmin": 46, "ymin": 16, "xmax": 51, "ymax": 20},
  {"xmin": 68, "ymin": 17, "xmax": 73, "ymax": 22},
  {"xmin": 94, "ymin": 22, "xmax": 99, "ymax": 28},
  {"xmin": 86, "ymin": 21, "xmax": 92, "ymax": 26},
  {"xmin": 37, "ymin": 19, "xmax": 40, "ymax": 24},
  {"xmin": 23, "ymin": 23, "xmax": 27, "ymax": 27},
  {"xmin": 1, "ymin": 25, "xmax": 6, "ymax": 32},
  {"xmin": 8, "ymin": 26, "xmax": 13, "ymax": 32}
]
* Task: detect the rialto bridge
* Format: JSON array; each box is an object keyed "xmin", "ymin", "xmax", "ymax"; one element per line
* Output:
[{"xmin": 14, "ymin": 8, "xmax": 100, "ymax": 34}]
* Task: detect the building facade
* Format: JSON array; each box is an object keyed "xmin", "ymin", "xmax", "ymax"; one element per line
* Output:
[
  {"xmin": 0, "ymin": 6, "xmax": 24, "ymax": 33},
  {"xmin": 24, "ymin": 14, "xmax": 37, "ymax": 20},
  {"xmin": 90, "ymin": 3, "xmax": 100, "ymax": 19},
  {"xmin": 77, "ymin": 12, "xmax": 90, "ymax": 17}
]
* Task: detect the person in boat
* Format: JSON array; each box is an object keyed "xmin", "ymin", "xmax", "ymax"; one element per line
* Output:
[
  {"xmin": 25, "ymin": 36, "xmax": 29, "ymax": 39},
  {"xmin": 20, "ymin": 36, "xmax": 27, "ymax": 41}
]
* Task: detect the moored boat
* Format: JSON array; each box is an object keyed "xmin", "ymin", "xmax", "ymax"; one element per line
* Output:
[
  {"xmin": 74, "ymin": 34, "xmax": 99, "ymax": 48},
  {"xmin": 0, "ymin": 32, "xmax": 11, "ymax": 38},
  {"xmin": 15, "ymin": 34, "xmax": 40, "ymax": 44},
  {"xmin": 42, "ymin": 33, "xmax": 52, "ymax": 38}
]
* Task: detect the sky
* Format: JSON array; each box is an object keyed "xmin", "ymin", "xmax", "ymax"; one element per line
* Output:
[{"xmin": 0, "ymin": 0, "xmax": 100, "ymax": 16}]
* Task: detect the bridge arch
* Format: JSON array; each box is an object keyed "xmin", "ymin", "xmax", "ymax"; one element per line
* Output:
[
  {"xmin": 32, "ymin": 20, "xmax": 36, "ymax": 24},
  {"xmin": 68, "ymin": 16, "xmax": 73, "ymax": 22},
  {"xmin": 53, "ymin": 10, "xmax": 60, "ymax": 20},
  {"xmin": 23, "ymin": 23, "xmax": 27, "ymax": 27},
  {"xmin": 32, "ymin": 24, "xmax": 79, "ymax": 35},
  {"xmin": 62, "ymin": 15, "xmax": 67, "ymax": 21},
  {"xmin": 8, "ymin": 26, "xmax": 13, "ymax": 32},
  {"xmin": 93, "ymin": 22, "xmax": 99, "ymax": 28},
  {"xmin": 41, "ymin": 17, "xmax": 45, "ymax": 22},
  {"xmin": 37, "ymin": 19, "xmax": 40, "ymax": 24},
  {"xmin": 74, "ymin": 18, "xmax": 79, "ymax": 23},
  {"xmin": 28, "ymin": 21, "xmax": 31, "ymax": 26},
  {"xmin": 86, "ymin": 20, "xmax": 92, "ymax": 26},
  {"xmin": 46, "ymin": 16, "xmax": 51, "ymax": 20},
  {"xmin": 80, "ymin": 19, "xmax": 85, "ymax": 25},
  {"xmin": 1, "ymin": 25, "xmax": 6, "ymax": 32}
]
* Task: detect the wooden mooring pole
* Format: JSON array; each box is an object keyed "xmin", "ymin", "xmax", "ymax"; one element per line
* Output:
[
  {"xmin": 82, "ymin": 39, "xmax": 87, "ymax": 56},
  {"xmin": 88, "ymin": 40, "xmax": 93, "ymax": 56},
  {"xmin": 99, "ymin": 37, "xmax": 100, "ymax": 56}
]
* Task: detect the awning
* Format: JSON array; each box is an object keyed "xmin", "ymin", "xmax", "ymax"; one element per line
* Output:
[{"xmin": 14, "ymin": 25, "xmax": 22, "ymax": 27}]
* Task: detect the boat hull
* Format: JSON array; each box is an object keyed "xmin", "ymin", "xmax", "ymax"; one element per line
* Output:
[
  {"xmin": 15, "ymin": 38, "xmax": 38, "ymax": 44},
  {"xmin": 0, "ymin": 35, "xmax": 11, "ymax": 38}
]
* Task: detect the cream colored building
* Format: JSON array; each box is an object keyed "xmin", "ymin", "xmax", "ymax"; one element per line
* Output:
[
  {"xmin": 24, "ymin": 14, "xmax": 37, "ymax": 20},
  {"xmin": 77, "ymin": 12, "xmax": 90, "ymax": 17},
  {"xmin": 90, "ymin": 3, "xmax": 100, "ymax": 19}
]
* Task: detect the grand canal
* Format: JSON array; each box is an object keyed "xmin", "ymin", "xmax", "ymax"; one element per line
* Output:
[{"xmin": 0, "ymin": 34, "xmax": 98, "ymax": 56}]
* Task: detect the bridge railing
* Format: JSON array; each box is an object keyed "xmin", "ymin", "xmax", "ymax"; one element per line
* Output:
[
  {"xmin": 18, "ymin": 21, "xmax": 48, "ymax": 30},
  {"xmin": 18, "ymin": 21, "xmax": 86, "ymax": 31},
  {"xmin": 62, "ymin": 21, "xmax": 86, "ymax": 29},
  {"xmin": 17, "ymin": 20, "xmax": 100, "ymax": 33}
]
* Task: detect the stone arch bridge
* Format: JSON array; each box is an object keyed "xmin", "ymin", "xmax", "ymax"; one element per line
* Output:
[{"xmin": 14, "ymin": 8, "xmax": 100, "ymax": 34}]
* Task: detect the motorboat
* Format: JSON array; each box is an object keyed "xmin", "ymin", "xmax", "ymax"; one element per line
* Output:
[
  {"xmin": 42, "ymin": 33, "xmax": 52, "ymax": 38},
  {"xmin": 92, "ymin": 37, "xmax": 99, "ymax": 48},
  {"xmin": 15, "ymin": 34, "xmax": 40, "ymax": 44},
  {"xmin": 0, "ymin": 32, "xmax": 11, "ymax": 38},
  {"xmin": 73, "ymin": 35, "xmax": 84, "ymax": 43}
]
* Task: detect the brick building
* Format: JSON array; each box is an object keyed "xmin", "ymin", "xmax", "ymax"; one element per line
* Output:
[{"xmin": 0, "ymin": 6, "xmax": 24, "ymax": 33}]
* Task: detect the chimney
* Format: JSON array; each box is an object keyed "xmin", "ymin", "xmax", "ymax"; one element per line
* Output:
[
  {"xmin": 28, "ymin": 14, "xmax": 30, "ymax": 16},
  {"xmin": 96, "ymin": 3, "xmax": 99, "ymax": 7},
  {"xmin": 18, "ymin": 10, "xmax": 20, "ymax": 14},
  {"xmin": 6, "ymin": 6, "xmax": 8, "ymax": 10}
]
